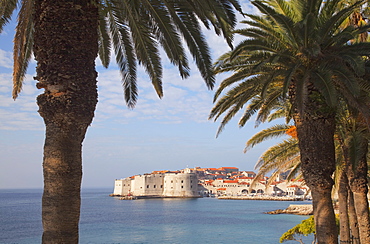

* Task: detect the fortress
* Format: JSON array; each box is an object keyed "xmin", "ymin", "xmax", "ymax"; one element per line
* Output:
[
  {"xmin": 113, "ymin": 168, "xmax": 200, "ymax": 198},
  {"xmin": 112, "ymin": 166, "xmax": 310, "ymax": 199}
]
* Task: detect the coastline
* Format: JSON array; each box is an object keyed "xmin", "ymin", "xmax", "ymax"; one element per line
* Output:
[
  {"xmin": 109, "ymin": 194, "xmax": 202, "ymax": 200},
  {"xmin": 217, "ymin": 195, "xmax": 307, "ymax": 201},
  {"xmin": 265, "ymin": 204, "xmax": 313, "ymax": 215}
]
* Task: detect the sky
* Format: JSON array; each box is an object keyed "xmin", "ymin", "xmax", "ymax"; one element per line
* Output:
[{"xmin": 0, "ymin": 1, "xmax": 282, "ymax": 189}]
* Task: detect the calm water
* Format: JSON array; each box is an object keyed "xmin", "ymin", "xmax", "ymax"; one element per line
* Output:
[{"xmin": 0, "ymin": 189, "xmax": 313, "ymax": 243}]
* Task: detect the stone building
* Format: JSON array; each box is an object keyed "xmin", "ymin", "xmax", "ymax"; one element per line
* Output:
[{"xmin": 113, "ymin": 168, "xmax": 199, "ymax": 198}]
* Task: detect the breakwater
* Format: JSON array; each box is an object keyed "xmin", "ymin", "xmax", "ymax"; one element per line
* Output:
[{"xmin": 265, "ymin": 204, "xmax": 313, "ymax": 215}]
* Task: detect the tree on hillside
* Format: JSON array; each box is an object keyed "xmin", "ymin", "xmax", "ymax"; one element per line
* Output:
[
  {"xmin": 1, "ymin": 0, "xmax": 243, "ymax": 242},
  {"xmin": 209, "ymin": 0, "xmax": 370, "ymax": 243}
]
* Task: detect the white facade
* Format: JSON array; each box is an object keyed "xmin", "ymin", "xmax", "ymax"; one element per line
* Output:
[
  {"xmin": 162, "ymin": 172, "xmax": 198, "ymax": 197},
  {"xmin": 113, "ymin": 178, "xmax": 131, "ymax": 195},
  {"xmin": 113, "ymin": 169, "xmax": 200, "ymax": 198},
  {"xmin": 131, "ymin": 174, "xmax": 165, "ymax": 196}
]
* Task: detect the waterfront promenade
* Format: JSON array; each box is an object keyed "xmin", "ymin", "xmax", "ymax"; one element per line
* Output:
[{"xmin": 218, "ymin": 195, "xmax": 306, "ymax": 201}]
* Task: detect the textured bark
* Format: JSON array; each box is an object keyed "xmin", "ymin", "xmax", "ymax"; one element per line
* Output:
[
  {"xmin": 33, "ymin": 0, "xmax": 99, "ymax": 242},
  {"xmin": 348, "ymin": 189, "xmax": 360, "ymax": 244},
  {"xmin": 292, "ymin": 84, "xmax": 338, "ymax": 244},
  {"xmin": 347, "ymin": 143, "xmax": 370, "ymax": 244},
  {"xmin": 338, "ymin": 171, "xmax": 350, "ymax": 243}
]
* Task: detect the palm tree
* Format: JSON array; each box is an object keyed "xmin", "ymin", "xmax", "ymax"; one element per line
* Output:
[
  {"xmin": 244, "ymin": 103, "xmax": 369, "ymax": 242},
  {"xmin": 336, "ymin": 108, "xmax": 370, "ymax": 243},
  {"xmin": 209, "ymin": 0, "xmax": 370, "ymax": 243},
  {"xmin": 1, "ymin": 0, "xmax": 243, "ymax": 242},
  {"xmin": 247, "ymin": 108, "xmax": 369, "ymax": 243}
]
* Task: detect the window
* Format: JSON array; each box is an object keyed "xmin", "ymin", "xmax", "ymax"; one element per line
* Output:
[
  {"xmin": 171, "ymin": 180, "xmax": 173, "ymax": 183},
  {"xmin": 147, "ymin": 185, "xmax": 149, "ymax": 188},
  {"xmin": 161, "ymin": 185, "xmax": 163, "ymax": 188},
  {"xmin": 154, "ymin": 185, "xmax": 156, "ymax": 188},
  {"xmin": 181, "ymin": 186, "xmax": 184, "ymax": 188},
  {"xmin": 181, "ymin": 180, "xmax": 184, "ymax": 183},
  {"xmin": 191, "ymin": 186, "xmax": 192, "ymax": 188}
]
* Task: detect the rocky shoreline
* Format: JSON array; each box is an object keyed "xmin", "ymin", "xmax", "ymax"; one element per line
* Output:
[{"xmin": 265, "ymin": 204, "xmax": 313, "ymax": 215}]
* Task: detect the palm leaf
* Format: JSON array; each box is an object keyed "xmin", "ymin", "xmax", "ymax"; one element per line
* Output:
[
  {"xmin": 244, "ymin": 124, "xmax": 291, "ymax": 152},
  {"xmin": 98, "ymin": 5, "xmax": 111, "ymax": 69},
  {"xmin": 164, "ymin": 1, "xmax": 215, "ymax": 89},
  {"xmin": 0, "ymin": 0, "xmax": 17, "ymax": 33},
  {"xmin": 142, "ymin": 0, "xmax": 190, "ymax": 78},
  {"xmin": 107, "ymin": 3, "xmax": 138, "ymax": 108},
  {"xmin": 122, "ymin": 0, "xmax": 163, "ymax": 98},
  {"xmin": 12, "ymin": 0, "xmax": 33, "ymax": 99}
]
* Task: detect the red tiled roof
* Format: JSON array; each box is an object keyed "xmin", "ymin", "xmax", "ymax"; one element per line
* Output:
[
  {"xmin": 289, "ymin": 185, "xmax": 299, "ymax": 188},
  {"xmin": 224, "ymin": 180, "xmax": 238, "ymax": 183},
  {"xmin": 217, "ymin": 188, "xmax": 227, "ymax": 191},
  {"xmin": 238, "ymin": 176, "xmax": 254, "ymax": 179},
  {"xmin": 239, "ymin": 182, "xmax": 250, "ymax": 185},
  {"xmin": 152, "ymin": 170, "xmax": 168, "ymax": 174}
]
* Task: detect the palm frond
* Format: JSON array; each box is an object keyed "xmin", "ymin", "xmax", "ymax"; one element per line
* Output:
[
  {"xmin": 320, "ymin": 0, "xmax": 366, "ymax": 47},
  {"xmin": 346, "ymin": 129, "xmax": 368, "ymax": 172},
  {"xmin": 107, "ymin": 3, "xmax": 138, "ymax": 108},
  {"xmin": 255, "ymin": 138, "xmax": 299, "ymax": 169},
  {"xmin": 252, "ymin": 0, "xmax": 299, "ymax": 47},
  {"xmin": 311, "ymin": 68, "xmax": 337, "ymax": 108},
  {"xmin": 12, "ymin": 0, "xmax": 33, "ymax": 99},
  {"xmin": 166, "ymin": 3, "xmax": 215, "ymax": 89},
  {"xmin": 143, "ymin": 0, "xmax": 190, "ymax": 78},
  {"xmin": 123, "ymin": 1, "xmax": 163, "ymax": 98},
  {"xmin": 244, "ymin": 124, "xmax": 291, "ymax": 152},
  {"xmin": 0, "ymin": 0, "xmax": 17, "ymax": 33},
  {"xmin": 98, "ymin": 5, "xmax": 111, "ymax": 68}
]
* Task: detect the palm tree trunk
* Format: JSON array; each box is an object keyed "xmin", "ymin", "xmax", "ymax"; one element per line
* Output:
[
  {"xmin": 295, "ymin": 114, "xmax": 338, "ymax": 244},
  {"xmin": 348, "ymin": 189, "xmax": 360, "ymax": 244},
  {"xmin": 347, "ymin": 143, "xmax": 370, "ymax": 244},
  {"xmin": 33, "ymin": 0, "xmax": 99, "ymax": 242},
  {"xmin": 338, "ymin": 171, "xmax": 351, "ymax": 243},
  {"xmin": 293, "ymin": 86, "xmax": 338, "ymax": 244},
  {"xmin": 352, "ymin": 191, "xmax": 370, "ymax": 244}
]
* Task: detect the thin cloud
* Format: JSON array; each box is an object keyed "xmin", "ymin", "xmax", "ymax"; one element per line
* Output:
[
  {"xmin": 0, "ymin": 1, "xmax": 255, "ymax": 131},
  {"xmin": 0, "ymin": 49, "xmax": 12, "ymax": 69}
]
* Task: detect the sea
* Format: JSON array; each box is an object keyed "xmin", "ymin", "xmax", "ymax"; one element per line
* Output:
[{"xmin": 0, "ymin": 188, "xmax": 314, "ymax": 244}]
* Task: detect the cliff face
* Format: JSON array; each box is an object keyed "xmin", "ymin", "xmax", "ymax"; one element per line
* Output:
[{"xmin": 265, "ymin": 204, "xmax": 313, "ymax": 215}]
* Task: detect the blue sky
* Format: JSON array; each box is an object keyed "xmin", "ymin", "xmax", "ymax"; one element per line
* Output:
[{"xmin": 0, "ymin": 1, "xmax": 281, "ymax": 189}]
